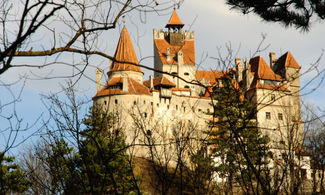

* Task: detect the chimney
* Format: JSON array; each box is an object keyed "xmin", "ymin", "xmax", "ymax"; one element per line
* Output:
[
  {"xmin": 177, "ymin": 50, "xmax": 184, "ymax": 65},
  {"xmin": 167, "ymin": 47, "xmax": 171, "ymax": 62},
  {"xmin": 149, "ymin": 75, "xmax": 154, "ymax": 90},
  {"xmin": 269, "ymin": 52, "xmax": 277, "ymax": 70},
  {"xmin": 235, "ymin": 58, "xmax": 243, "ymax": 83},
  {"xmin": 245, "ymin": 60, "xmax": 252, "ymax": 89},
  {"xmin": 122, "ymin": 77, "xmax": 128, "ymax": 92},
  {"xmin": 177, "ymin": 50, "xmax": 184, "ymax": 88},
  {"xmin": 96, "ymin": 68, "xmax": 102, "ymax": 92}
]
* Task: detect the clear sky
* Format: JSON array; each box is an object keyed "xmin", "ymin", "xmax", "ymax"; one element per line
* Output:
[{"xmin": 1, "ymin": 0, "xmax": 324, "ymax": 155}]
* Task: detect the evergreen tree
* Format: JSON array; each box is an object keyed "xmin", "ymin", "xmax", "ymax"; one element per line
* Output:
[
  {"xmin": 0, "ymin": 152, "xmax": 30, "ymax": 194},
  {"xmin": 79, "ymin": 106, "xmax": 138, "ymax": 194},
  {"xmin": 208, "ymin": 75, "xmax": 272, "ymax": 194},
  {"xmin": 44, "ymin": 138, "xmax": 82, "ymax": 194},
  {"xmin": 226, "ymin": 0, "xmax": 325, "ymax": 30}
]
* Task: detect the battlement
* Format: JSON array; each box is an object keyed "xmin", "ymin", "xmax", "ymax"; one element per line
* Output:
[{"xmin": 153, "ymin": 29, "xmax": 194, "ymax": 42}]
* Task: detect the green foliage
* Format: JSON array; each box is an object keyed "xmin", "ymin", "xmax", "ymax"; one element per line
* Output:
[
  {"xmin": 226, "ymin": 0, "xmax": 325, "ymax": 30},
  {"xmin": 187, "ymin": 149, "xmax": 217, "ymax": 194},
  {"xmin": 40, "ymin": 106, "xmax": 138, "ymax": 194},
  {"xmin": 208, "ymin": 76, "xmax": 272, "ymax": 193},
  {"xmin": 79, "ymin": 106, "xmax": 137, "ymax": 194},
  {"xmin": 0, "ymin": 152, "xmax": 30, "ymax": 194},
  {"xmin": 44, "ymin": 139, "xmax": 81, "ymax": 194}
]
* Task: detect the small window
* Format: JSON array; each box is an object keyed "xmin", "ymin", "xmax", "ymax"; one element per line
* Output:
[
  {"xmin": 184, "ymin": 72, "xmax": 189, "ymax": 76},
  {"xmin": 184, "ymin": 85, "xmax": 190, "ymax": 89},
  {"xmin": 176, "ymin": 105, "xmax": 178, "ymax": 110},
  {"xmin": 183, "ymin": 107, "xmax": 186, "ymax": 112},
  {"xmin": 144, "ymin": 100, "xmax": 146, "ymax": 104},
  {"xmin": 271, "ymin": 94, "xmax": 275, "ymax": 101},
  {"xmin": 198, "ymin": 108, "xmax": 202, "ymax": 112},
  {"xmin": 157, "ymin": 103, "xmax": 159, "ymax": 107},
  {"xmin": 167, "ymin": 105, "xmax": 169, "ymax": 109},
  {"xmin": 133, "ymin": 101, "xmax": 136, "ymax": 105},
  {"xmin": 104, "ymin": 101, "xmax": 107, "ymax": 105},
  {"xmin": 172, "ymin": 72, "xmax": 177, "ymax": 76},
  {"xmin": 151, "ymin": 102, "xmax": 153, "ymax": 106},
  {"xmin": 115, "ymin": 99, "xmax": 118, "ymax": 104},
  {"xmin": 207, "ymin": 109, "xmax": 210, "ymax": 114},
  {"xmin": 266, "ymin": 112, "xmax": 271, "ymax": 120},
  {"xmin": 144, "ymin": 112, "xmax": 147, "ymax": 118},
  {"xmin": 278, "ymin": 113, "xmax": 283, "ymax": 120}
]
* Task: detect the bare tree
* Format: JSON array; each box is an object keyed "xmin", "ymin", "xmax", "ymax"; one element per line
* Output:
[{"xmin": 0, "ymin": 0, "xmax": 180, "ymax": 162}]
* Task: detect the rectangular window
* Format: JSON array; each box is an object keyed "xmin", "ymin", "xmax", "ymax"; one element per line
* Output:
[
  {"xmin": 271, "ymin": 94, "xmax": 275, "ymax": 101},
  {"xmin": 266, "ymin": 112, "xmax": 271, "ymax": 120},
  {"xmin": 278, "ymin": 113, "xmax": 283, "ymax": 120}
]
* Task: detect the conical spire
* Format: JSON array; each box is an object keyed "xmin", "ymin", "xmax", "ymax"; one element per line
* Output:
[
  {"xmin": 165, "ymin": 10, "xmax": 184, "ymax": 29},
  {"xmin": 109, "ymin": 26, "xmax": 143, "ymax": 73}
]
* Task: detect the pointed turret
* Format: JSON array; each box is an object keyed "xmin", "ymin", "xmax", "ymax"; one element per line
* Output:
[
  {"xmin": 108, "ymin": 26, "xmax": 144, "ymax": 83},
  {"xmin": 165, "ymin": 10, "xmax": 184, "ymax": 31}
]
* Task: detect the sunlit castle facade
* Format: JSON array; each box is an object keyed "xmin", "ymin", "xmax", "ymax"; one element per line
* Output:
[{"xmin": 93, "ymin": 11, "xmax": 303, "ymax": 159}]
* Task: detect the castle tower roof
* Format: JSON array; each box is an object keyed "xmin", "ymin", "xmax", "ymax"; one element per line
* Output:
[
  {"xmin": 109, "ymin": 26, "xmax": 143, "ymax": 74},
  {"xmin": 274, "ymin": 51, "xmax": 301, "ymax": 73},
  {"xmin": 249, "ymin": 56, "xmax": 282, "ymax": 81},
  {"xmin": 165, "ymin": 10, "xmax": 184, "ymax": 29}
]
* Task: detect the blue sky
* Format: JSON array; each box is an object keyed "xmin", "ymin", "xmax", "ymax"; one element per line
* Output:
[{"xmin": 1, "ymin": 0, "xmax": 324, "ymax": 155}]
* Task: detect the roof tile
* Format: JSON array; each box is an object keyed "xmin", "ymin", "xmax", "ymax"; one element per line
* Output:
[
  {"xmin": 196, "ymin": 70, "xmax": 229, "ymax": 85},
  {"xmin": 154, "ymin": 39, "xmax": 195, "ymax": 65},
  {"xmin": 274, "ymin": 51, "xmax": 301, "ymax": 73},
  {"xmin": 143, "ymin": 75, "xmax": 176, "ymax": 88},
  {"xmin": 109, "ymin": 26, "xmax": 143, "ymax": 74},
  {"xmin": 165, "ymin": 11, "xmax": 184, "ymax": 28},
  {"xmin": 249, "ymin": 56, "xmax": 282, "ymax": 81},
  {"xmin": 93, "ymin": 76, "xmax": 151, "ymax": 99}
]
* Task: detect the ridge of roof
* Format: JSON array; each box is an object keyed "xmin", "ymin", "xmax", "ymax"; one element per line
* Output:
[
  {"xmin": 165, "ymin": 10, "xmax": 184, "ymax": 28},
  {"xmin": 109, "ymin": 26, "xmax": 143, "ymax": 74},
  {"xmin": 196, "ymin": 70, "xmax": 229, "ymax": 85},
  {"xmin": 143, "ymin": 75, "xmax": 176, "ymax": 88},
  {"xmin": 275, "ymin": 51, "xmax": 301, "ymax": 73},
  {"xmin": 249, "ymin": 56, "xmax": 282, "ymax": 81},
  {"xmin": 93, "ymin": 76, "xmax": 150, "ymax": 99}
]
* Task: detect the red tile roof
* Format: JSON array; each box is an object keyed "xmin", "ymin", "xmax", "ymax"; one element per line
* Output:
[
  {"xmin": 249, "ymin": 56, "xmax": 282, "ymax": 81},
  {"xmin": 172, "ymin": 88, "xmax": 190, "ymax": 91},
  {"xmin": 274, "ymin": 51, "xmax": 301, "ymax": 73},
  {"xmin": 93, "ymin": 76, "xmax": 151, "ymax": 99},
  {"xmin": 154, "ymin": 39, "xmax": 195, "ymax": 65},
  {"xmin": 109, "ymin": 26, "xmax": 143, "ymax": 74},
  {"xmin": 143, "ymin": 75, "xmax": 175, "ymax": 88},
  {"xmin": 196, "ymin": 70, "xmax": 229, "ymax": 85},
  {"xmin": 165, "ymin": 10, "xmax": 184, "ymax": 28}
]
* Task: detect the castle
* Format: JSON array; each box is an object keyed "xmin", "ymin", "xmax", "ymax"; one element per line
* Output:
[{"xmin": 93, "ymin": 10, "xmax": 303, "ymax": 165}]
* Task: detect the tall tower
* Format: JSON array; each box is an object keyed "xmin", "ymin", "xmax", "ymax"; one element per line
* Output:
[
  {"xmin": 153, "ymin": 10, "xmax": 195, "ymax": 91},
  {"xmin": 108, "ymin": 26, "xmax": 144, "ymax": 83}
]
